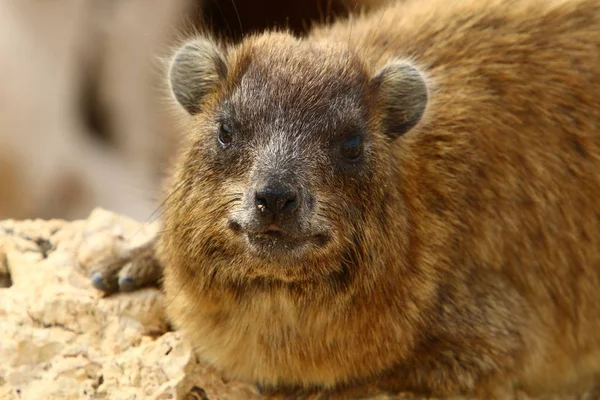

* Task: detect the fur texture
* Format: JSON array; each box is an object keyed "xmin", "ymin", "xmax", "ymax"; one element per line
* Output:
[{"xmin": 156, "ymin": 0, "xmax": 600, "ymax": 397}]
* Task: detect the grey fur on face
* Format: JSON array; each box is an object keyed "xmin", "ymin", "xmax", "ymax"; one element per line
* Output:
[{"xmin": 168, "ymin": 35, "xmax": 429, "ymax": 259}]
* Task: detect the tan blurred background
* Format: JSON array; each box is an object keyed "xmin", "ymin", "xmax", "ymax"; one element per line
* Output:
[{"xmin": 0, "ymin": 0, "xmax": 389, "ymax": 222}]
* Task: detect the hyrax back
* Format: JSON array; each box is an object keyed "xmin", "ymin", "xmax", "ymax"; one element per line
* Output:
[{"xmin": 157, "ymin": 0, "xmax": 600, "ymax": 397}]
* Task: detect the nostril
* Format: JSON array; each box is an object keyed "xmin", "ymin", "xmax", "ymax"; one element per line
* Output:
[
  {"xmin": 281, "ymin": 195, "xmax": 298, "ymax": 213},
  {"xmin": 255, "ymin": 196, "xmax": 268, "ymax": 213}
]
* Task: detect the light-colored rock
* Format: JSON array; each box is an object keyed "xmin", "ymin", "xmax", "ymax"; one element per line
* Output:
[{"xmin": 0, "ymin": 209, "xmax": 259, "ymax": 400}]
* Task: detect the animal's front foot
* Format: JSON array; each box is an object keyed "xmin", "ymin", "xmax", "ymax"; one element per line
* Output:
[
  {"xmin": 88, "ymin": 239, "xmax": 160, "ymax": 293},
  {"xmin": 77, "ymin": 208, "xmax": 163, "ymax": 294}
]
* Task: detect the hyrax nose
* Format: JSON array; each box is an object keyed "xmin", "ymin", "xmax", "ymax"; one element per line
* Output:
[{"xmin": 255, "ymin": 183, "xmax": 299, "ymax": 218}]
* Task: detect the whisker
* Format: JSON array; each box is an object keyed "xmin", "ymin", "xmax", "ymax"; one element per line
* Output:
[
  {"xmin": 208, "ymin": 0, "xmax": 235, "ymax": 40},
  {"xmin": 205, "ymin": 198, "xmax": 242, "ymax": 216},
  {"xmin": 227, "ymin": 0, "xmax": 244, "ymax": 38},
  {"xmin": 372, "ymin": 9, "xmax": 394, "ymax": 67},
  {"xmin": 125, "ymin": 179, "xmax": 189, "ymax": 241},
  {"xmin": 156, "ymin": 215, "xmax": 205, "ymax": 235},
  {"xmin": 347, "ymin": 0, "xmax": 362, "ymax": 45},
  {"xmin": 157, "ymin": 196, "xmax": 242, "ymax": 235},
  {"xmin": 146, "ymin": 180, "xmax": 189, "ymax": 224},
  {"xmin": 358, "ymin": 5, "xmax": 388, "ymax": 58}
]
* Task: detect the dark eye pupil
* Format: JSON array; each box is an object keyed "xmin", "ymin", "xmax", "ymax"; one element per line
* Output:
[
  {"xmin": 342, "ymin": 136, "xmax": 363, "ymax": 161},
  {"xmin": 218, "ymin": 123, "xmax": 233, "ymax": 147}
]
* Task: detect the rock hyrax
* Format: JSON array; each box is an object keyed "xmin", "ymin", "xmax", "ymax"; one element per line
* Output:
[{"xmin": 91, "ymin": 0, "xmax": 600, "ymax": 397}]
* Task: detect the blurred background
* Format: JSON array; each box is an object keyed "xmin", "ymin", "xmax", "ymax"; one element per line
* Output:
[{"xmin": 0, "ymin": 0, "xmax": 391, "ymax": 222}]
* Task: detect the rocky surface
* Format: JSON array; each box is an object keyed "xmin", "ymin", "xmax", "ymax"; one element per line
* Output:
[
  {"xmin": 1, "ymin": 208, "xmax": 598, "ymax": 400},
  {"xmin": 0, "ymin": 209, "xmax": 260, "ymax": 400}
]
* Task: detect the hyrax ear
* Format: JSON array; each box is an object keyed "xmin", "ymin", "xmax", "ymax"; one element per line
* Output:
[
  {"xmin": 371, "ymin": 60, "xmax": 428, "ymax": 140},
  {"xmin": 168, "ymin": 38, "xmax": 227, "ymax": 115}
]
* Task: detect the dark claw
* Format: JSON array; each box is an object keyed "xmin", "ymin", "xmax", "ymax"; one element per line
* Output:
[
  {"xmin": 118, "ymin": 275, "xmax": 138, "ymax": 292},
  {"xmin": 91, "ymin": 272, "xmax": 108, "ymax": 291},
  {"xmin": 90, "ymin": 271, "xmax": 119, "ymax": 293}
]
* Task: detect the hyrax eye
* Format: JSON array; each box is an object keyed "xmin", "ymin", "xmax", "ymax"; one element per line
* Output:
[
  {"xmin": 341, "ymin": 135, "xmax": 364, "ymax": 161},
  {"xmin": 218, "ymin": 123, "xmax": 234, "ymax": 147}
]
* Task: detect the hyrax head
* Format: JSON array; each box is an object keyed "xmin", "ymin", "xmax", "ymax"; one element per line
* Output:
[{"xmin": 167, "ymin": 32, "xmax": 428, "ymax": 280}]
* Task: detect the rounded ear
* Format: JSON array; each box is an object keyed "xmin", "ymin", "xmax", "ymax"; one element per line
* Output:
[
  {"xmin": 168, "ymin": 38, "xmax": 227, "ymax": 115},
  {"xmin": 371, "ymin": 60, "xmax": 428, "ymax": 140}
]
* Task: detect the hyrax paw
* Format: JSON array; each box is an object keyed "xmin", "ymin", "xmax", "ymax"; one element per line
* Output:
[
  {"xmin": 77, "ymin": 209, "xmax": 162, "ymax": 294},
  {"xmin": 87, "ymin": 241, "xmax": 161, "ymax": 293}
]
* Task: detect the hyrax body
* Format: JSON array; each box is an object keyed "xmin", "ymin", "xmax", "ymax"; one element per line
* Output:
[{"xmin": 93, "ymin": 0, "xmax": 600, "ymax": 397}]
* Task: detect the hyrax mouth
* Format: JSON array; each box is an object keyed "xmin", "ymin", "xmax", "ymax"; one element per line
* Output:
[{"xmin": 228, "ymin": 220, "xmax": 330, "ymax": 257}]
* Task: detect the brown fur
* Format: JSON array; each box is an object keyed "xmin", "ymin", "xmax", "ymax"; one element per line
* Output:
[{"xmin": 108, "ymin": 0, "xmax": 600, "ymax": 397}]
